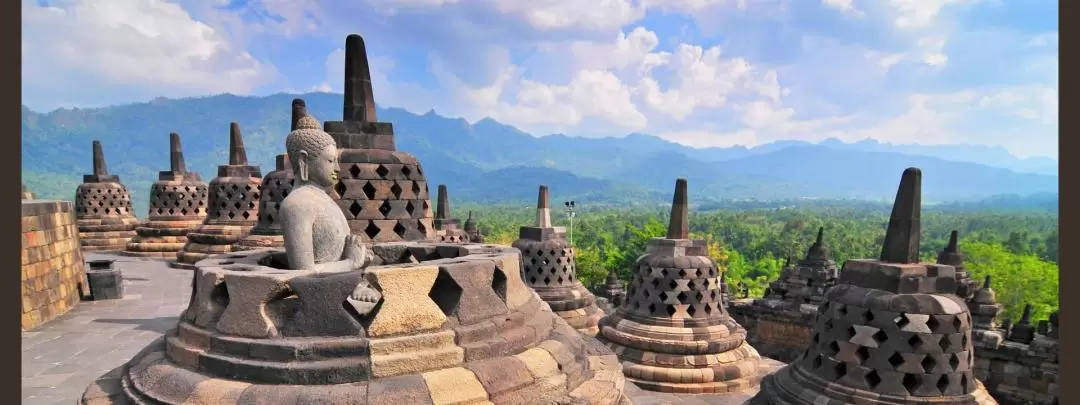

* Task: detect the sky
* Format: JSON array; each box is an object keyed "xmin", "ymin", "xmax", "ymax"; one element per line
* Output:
[{"xmin": 21, "ymin": 0, "xmax": 1059, "ymax": 158}]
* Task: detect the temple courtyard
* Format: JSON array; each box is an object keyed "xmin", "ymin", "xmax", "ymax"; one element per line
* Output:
[{"xmin": 21, "ymin": 253, "xmax": 768, "ymax": 405}]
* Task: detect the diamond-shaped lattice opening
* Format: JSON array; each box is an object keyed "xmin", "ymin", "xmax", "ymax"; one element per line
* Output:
[
  {"xmin": 405, "ymin": 201, "xmax": 416, "ymax": 216},
  {"xmin": 543, "ymin": 276, "xmax": 552, "ymax": 285},
  {"xmin": 364, "ymin": 222, "xmax": 381, "ymax": 239},
  {"xmin": 949, "ymin": 353, "xmax": 960, "ymax": 371},
  {"xmin": 676, "ymin": 292, "xmax": 688, "ymax": 303},
  {"xmin": 349, "ymin": 201, "xmax": 363, "ymax": 218},
  {"xmin": 939, "ymin": 335, "xmax": 952, "ymax": 351},
  {"xmin": 960, "ymin": 373, "xmax": 970, "ymax": 392},
  {"xmin": 953, "ymin": 316, "xmax": 963, "ymax": 330},
  {"xmin": 227, "ymin": 211, "xmax": 236, "ymax": 219},
  {"xmin": 827, "ymin": 341, "xmax": 840, "ymax": 356},
  {"xmin": 647, "ymin": 303, "xmax": 657, "ymax": 313},
  {"xmin": 846, "ymin": 326, "xmax": 858, "ymax": 339},
  {"xmin": 242, "ymin": 211, "xmax": 251, "ymax": 219},
  {"xmin": 927, "ymin": 316, "xmax": 941, "ymax": 332},
  {"xmin": 909, "ymin": 335, "xmax": 922, "ymax": 351},
  {"xmin": 379, "ymin": 200, "xmax": 392, "ymax": 216},
  {"xmin": 665, "ymin": 305, "xmax": 677, "ymax": 317},
  {"xmin": 936, "ymin": 374, "xmax": 950, "ymax": 394},
  {"xmin": 417, "ymin": 220, "xmax": 427, "ymax": 234},
  {"xmin": 921, "ymin": 355, "xmax": 937, "ymax": 373},
  {"xmin": 687, "ymin": 305, "xmax": 697, "ymax": 316},
  {"xmin": 428, "ymin": 269, "xmax": 463, "ymax": 316},
  {"xmin": 677, "ymin": 269, "xmax": 687, "ymax": 277},
  {"xmin": 896, "ymin": 314, "xmax": 910, "ymax": 329},
  {"xmin": 903, "ymin": 374, "xmax": 920, "ymax": 394},
  {"xmin": 863, "ymin": 310, "xmax": 875, "ymax": 323},
  {"xmin": 961, "ymin": 333, "xmax": 969, "ymax": 347},
  {"xmin": 695, "ymin": 291, "xmax": 705, "ymax": 302},
  {"xmin": 865, "ymin": 370, "xmax": 882, "ymax": 389},
  {"xmin": 839, "ymin": 304, "xmax": 848, "ymax": 316},
  {"xmin": 412, "ymin": 181, "xmax": 421, "ymax": 196},
  {"xmin": 401, "ymin": 166, "xmax": 412, "ymax": 177},
  {"xmin": 362, "ymin": 182, "xmax": 377, "ymax": 199},
  {"xmin": 889, "ymin": 352, "xmax": 905, "ymax": 368},
  {"xmin": 871, "ymin": 330, "xmax": 889, "ymax": 344},
  {"xmin": 834, "ymin": 362, "xmax": 847, "ymax": 379},
  {"xmin": 855, "ymin": 346, "xmax": 870, "ymax": 363},
  {"xmin": 335, "ymin": 181, "xmax": 347, "ymax": 197},
  {"xmin": 376, "ymin": 165, "xmax": 390, "ymax": 178},
  {"xmin": 650, "ymin": 278, "xmax": 661, "ymax": 288},
  {"xmin": 349, "ymin": 164, "xmax": 362, "ymax": 178},
  {"xmin": 660, "ymin": 269, "xmax": 669, "ymax": 277},
  {"xmin": 390, "ymin": 182, "xmax": 403, "ymax": 199},
  {"xmin": 704, "ymin": 303, "xmax": 715, "ymax": 315},
  {"xmin": 491, "ymin": 268, "xmax": 508, "ymax": 303}
]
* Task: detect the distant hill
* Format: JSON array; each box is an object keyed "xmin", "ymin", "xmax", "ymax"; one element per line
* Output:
[{"xmin": 21, "ymin": 92, "xmax": 1059, "ymax": 216}]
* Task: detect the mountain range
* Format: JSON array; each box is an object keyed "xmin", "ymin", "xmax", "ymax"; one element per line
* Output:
[{"xmin": 21, "ymin": 92, "xmax": 1059, "ymax": 216}]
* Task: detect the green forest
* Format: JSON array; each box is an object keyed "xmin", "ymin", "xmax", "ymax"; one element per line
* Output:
[{"xmin": 457, "ymin": 203, "xmax": 1059, "ymax": 323}]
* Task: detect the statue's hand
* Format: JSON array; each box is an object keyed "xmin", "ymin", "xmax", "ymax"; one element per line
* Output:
[{"xmin": 343, "ymin": 234, "xmax": 370, "ymax": 269}]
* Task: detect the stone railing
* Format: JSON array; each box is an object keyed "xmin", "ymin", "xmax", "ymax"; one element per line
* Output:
[{"xmin": 21, "ymin": 200, "xmax": 89, "ymax": 330}]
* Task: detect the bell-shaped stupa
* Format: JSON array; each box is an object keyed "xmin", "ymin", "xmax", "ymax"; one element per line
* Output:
[
  {"xmin": 512, "ymin": 185, "xmax": 604, "ymax": 336},
  {"xmin": 121, "ymin": 133, "xmax": 209, "ymax": 259},
  {"xmin": 748, "ymin": 168, "xmax": 998, "ymax": 405},
  {"xmin": 324, "ymin": 34, "xmax": 435, "ymax": 242},
  {"xmin": 172, "ymin": 122, "xmax": 263, "ymax": 269},
  {"xmin": 74, "ymin": 140, "xmax": 140, "ymax": 252},
  {"xmin": 598, "ymin": 178, "xmax": 781, "ymax": 394}
]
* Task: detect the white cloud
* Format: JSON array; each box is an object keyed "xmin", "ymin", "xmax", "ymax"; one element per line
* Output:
[
  {"xmin": 22, "ymin": 0, "xmax": 275, "ymax": 110},
  {"xmin": 916, "ymin": 36, "xmax": 949, "ymax": 67},
  {"xmin": 889, "ymin": 0, "xmax": 980, "ymax": 29},
  {"xmin": 823, "ymin": 0, "xmax": 866, "ymax": 17}
]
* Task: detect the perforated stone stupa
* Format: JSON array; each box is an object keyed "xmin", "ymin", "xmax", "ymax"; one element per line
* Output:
[
  {"xmin": 172, "ymin": 123, "xmax": 263, "ymax": 269},
  {"xmin": 598, "ymin": 178, "xmax": 781, "ymax": 394},
  {"xmin": 73, "ymin": 141, "xmax": 141, "ymax": 252},
  {"xmin": 513, "ymin": 185, "xmax": 604, "ymax": 336},
  {"xmin": 433, "ymin": 184, "xmax": 469, "ymax": 243},
  {"xmin": 748, "ymin": 168, "xmax": 999, "ymax": 405},
  {"xmin": 939, "ymin": 230, "xmax": 976, "ymax": 300},
  {"xmin": 324, "ymin": 34, "xmax": 435, "ymax": 242},
  {"xmin": 762, "ymin": 227, "xmax": 839, "ymax": 306},
  {"xmin": 121, "ymin": 133, "xmax": 209, "ymax": 259}
]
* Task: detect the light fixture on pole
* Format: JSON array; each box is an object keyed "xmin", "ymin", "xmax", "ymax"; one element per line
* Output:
[{"xmin": 564, "ymin": 200, "xmax": 576, "ymax": 245}]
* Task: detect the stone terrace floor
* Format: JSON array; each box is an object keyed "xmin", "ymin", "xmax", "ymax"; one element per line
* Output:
[{"xmin": 22, "ymin": 253, "xmax": 774, "ymax": 405}]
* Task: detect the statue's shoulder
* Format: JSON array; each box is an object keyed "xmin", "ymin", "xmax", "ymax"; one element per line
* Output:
[{"xmin": 279, "ymin": 187, "xmax": 324, "ymax": 216}]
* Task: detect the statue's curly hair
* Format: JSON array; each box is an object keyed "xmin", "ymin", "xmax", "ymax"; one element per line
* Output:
[{"xmin": 285, "ymin": 115, "xmax": 336, "ymax": 174}]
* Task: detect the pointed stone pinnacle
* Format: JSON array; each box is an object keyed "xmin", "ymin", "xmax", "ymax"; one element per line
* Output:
[
  {"xmin": 1020, "ymin": 304, "xmax": 1033, "ymax": 324},
  {"xmin": 946, "ymin": 230, "xmax": 959, "ymax": 253},
  {"xmin": 879, "ymin": 167, "xmax": 922, "ymax": 263},
  {"xmin": 783, "ymin": 257, "xmax": 791, "ymax": 268},
  {"xmin": 983, "ymin": 275, "xmax": 992, "ymax": 289},
  {"xmin": 229, "ymin": 122, "xmax": 248, "ymax": 165},
  {"xmin": 291, "ymin": 98, "xmax": 307, "ymax": 131},
  {"xmin": 666, "ymin": 178, "xmax": 689, "ymax": 240},
  {"xmin": 169, "ymin": 133, "xmax": 187, "ymax": 173},
  {"xmin": 92, "ymin": 140, "xmax": 109, "ymax": 176},
  {"xmin": 436, "ymin": 184, "xmax": 450, "ymax": 220},
  {"xmin": 536, "ymin": 185, "xmax": 552, "ymax": 227},
  {"xmin": 816, "ymin": 227, "xmax": 824, "ymax": 245},
  {"xmin": 343, "ymin": 34, "xmax": 377, "ymax": 123}
]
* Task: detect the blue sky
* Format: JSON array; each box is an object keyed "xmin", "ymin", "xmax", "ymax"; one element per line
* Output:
[{"xmin": 22, "ymin": 0, "xmax": 1058, "ymax": 158}]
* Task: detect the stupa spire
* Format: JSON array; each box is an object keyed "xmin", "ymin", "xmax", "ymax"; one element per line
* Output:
[
  {"xmin": 228, "ymin": 122, "xmax": 248, "ymax": 165},
  {"xmin": 666, "ymin": 178, "xmax": 689, "ymax": 239},
  {"xmin": 879, "ymin": 167, "xmax": 922, "ymax": 263},
  {"xmin": 342, "ymin": 34, "xmax": 377, "ymax": 122},
  {"xmin": 536, "ymin": 185, "xmax": 552, "ymax": 227}
]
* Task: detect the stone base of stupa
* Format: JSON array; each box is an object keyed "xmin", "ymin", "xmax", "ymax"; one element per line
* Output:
[
  {"xmin": 120, "ymin": 219, "xmax": 203, "ymax": 259},
  {"xmin": 231, "ymin": 232, "xmax": 285, "ymax": 251},
  {"xmin": 538, "ymin": 284, "xmax": 605, "ymax": 337},
  {"xmin": 170, "ymin": 224, "xmax": 253, "ymax": 269},
  {"xmin": 76, "ymin": 217, "xmax": 141, "ymax": 252},
  {"xmin": 82, "ymin": 242, "xmax": 630, "ymax": 405},
  {"xmin": 600, "ymin": 313, "xmax": 781, "ymax": 394}
]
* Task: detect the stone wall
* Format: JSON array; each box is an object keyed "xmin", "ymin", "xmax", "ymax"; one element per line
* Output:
[
  {"xmin": 728, "ymin": 299, "xmax": 816, "ymax": 362},
  {"xmin": 22, "ymin": 200, "xmax": 89, "ymax": 330},
  {"xmin": 975, "ymin": 341, "xmax": 1058, "ymax": 405}
]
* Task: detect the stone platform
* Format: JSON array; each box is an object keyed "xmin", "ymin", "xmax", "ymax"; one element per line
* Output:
[{"xmin": 23, "ymin": 253, "xmax": 790, "ymax": 405}]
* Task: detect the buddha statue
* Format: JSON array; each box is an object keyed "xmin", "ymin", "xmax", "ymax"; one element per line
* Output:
[{"xmin": 276, "ymin": 115, "xmax": 381, "ymax": 311}]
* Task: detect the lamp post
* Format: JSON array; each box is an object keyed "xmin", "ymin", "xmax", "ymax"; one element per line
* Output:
[{"xmin": 564, "ymin": 200, "xmax": 576, "ymax": 245}]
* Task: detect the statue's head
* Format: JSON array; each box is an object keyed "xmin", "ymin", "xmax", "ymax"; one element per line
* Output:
[{"xmin": 286, "ymin": 116, "xmax": 339, "ymax": 189}]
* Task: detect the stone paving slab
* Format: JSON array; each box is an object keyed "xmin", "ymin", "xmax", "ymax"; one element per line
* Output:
[
  {"xmin": 21, "ymin": 253, "xmax": 192, "ymax": 405},
  {"xmin": 20, "ymin": 252, "xmax": 776, "ymax": 405}
]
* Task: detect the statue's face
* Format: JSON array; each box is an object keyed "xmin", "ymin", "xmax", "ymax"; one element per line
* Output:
[{"xmin": 305, "ymin": 143, "xmax": 340, "ymax": 188}]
